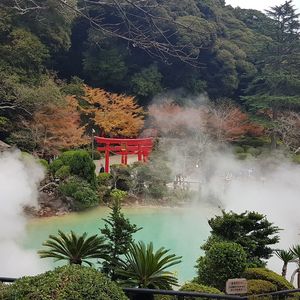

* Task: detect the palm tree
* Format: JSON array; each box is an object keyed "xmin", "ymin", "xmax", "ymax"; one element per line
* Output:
[
  {"xmin": 117, "ymin": 241, "xmax": 181, "ymax": 290},
  {"xmin": 274, "ymin": 249, "xmax": 295, "ymax": 278},
  {"xmin": 290, "ymin": 245, "xmax": 300, "ymax": 287},
  {"xmin": 38, "ymin": 230, "xmax": 106, "ymax": 266}
]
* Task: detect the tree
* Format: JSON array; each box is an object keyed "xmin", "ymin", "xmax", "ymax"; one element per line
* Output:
[
  {"xmin": 27, "ymin": 95, "xmax": 88, "ymax": 157},
  {"xmin": 38, "ymin": 230, "xmax": 106, "ymax": 266},
  {"xmin": 290, "ymin": 245, "xmax": 300, "ymax": 287},
  {"xmin": 100, "ymin": 190, "xmax": 141, "ymax": 280},
  {"xmin": 206, "ymin": 100, "xmax": 264, "ymax": 143},
  {"xmin": 275, "ymin": 111, "xmax": 300, "ymax": 153},
  {"xmin": 274, "ymin": 249, "xmax": 295, "ymax": 278},
  {"xmin": 196, "ymin": 242, "xmax": 247, "ymax": 291},
  {"xmin": 117, "ymin": 241, "xmax": 181, "ymax": 289},
  {"xmin": 81, "ymin": 85, "xmax": 144, "ymax": 137},
  {"xmin": 243, "ymin": 0, "xmax": 300, "ymax": 149},
  {"xmin": 203, "ymin": 211, "xmax": 280, "ymax": 266}
]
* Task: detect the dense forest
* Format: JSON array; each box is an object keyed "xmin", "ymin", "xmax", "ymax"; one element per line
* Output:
[{"xmin": 0, "ymin": 0, "xmax": 300, "ymax": 156}]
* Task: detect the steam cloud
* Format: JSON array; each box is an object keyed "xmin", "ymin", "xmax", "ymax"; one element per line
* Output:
[
  {"xmin": 0, "ymin": 151, "xmax": 48, "ymax": 277},
  {"xmin": 152, "ymin": 95, "xmax": 300, "ymax": 282}
]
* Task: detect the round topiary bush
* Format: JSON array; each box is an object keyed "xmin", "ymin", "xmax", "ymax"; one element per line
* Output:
[
  {"xmin": 196, "ymin": 242, "xmax": 247, "ymax": 290},
  {"xmin": 243, "ymin": 268, "xmax": 294, "ymax": 291},
  {"xmin": 179, "ymin": 282, "xmax": 223, "ymax": 300},
  {"xmin": 247, "ymin": 279, "xmax": 277, "ymax": 295},
  {"xmin": 3, "ymin": 265, "xmax": 128, "ymax": 300}
]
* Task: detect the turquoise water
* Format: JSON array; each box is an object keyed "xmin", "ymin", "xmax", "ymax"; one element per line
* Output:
[{"xmin": 25, "ymin": 205, "xmax": 218, "ymax": 283}]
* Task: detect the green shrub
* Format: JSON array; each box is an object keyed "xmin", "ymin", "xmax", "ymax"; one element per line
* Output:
[
  {"xmin": 236, "ymin": 152, "xmax": 249, "ymax": 160},
  {"xmin": 51, "ymin": 150, "xmax": 96, "ymax": 184},
  {"xmin": 234, "ymin": 146, "xmax": 245, "ymax": 154},
  {"xmin": 87, "ymin": 149, "xmax": 102, "ymax": 160},
  {"xmin": 97, "ymin": 172, "xmax": 112, "ymax": 186},
  {"xmin": 59, "ymin": 177, "xmax": 100, "ymax": 210},
  {"xmin": 55, "ymin": 165, "xmax": 71, "ymax": 180},
  {"xmin": 196, "ymin": 242, "xmax": 247, "ymax": 290},
  {"xmin": 236, "ymin": 137, "xmax": 267, "ymax": 148},
  {"xmin": 49, "ymin": 158, "xmax": 64, "ymax": 174},
  {"xmin": 3, "ymin": 265, "xmax": 128, "ymax": 300},
  {"xmin": 148, "ymin": 182, "xmax": 168, "ymax": 199},
  {"xmin": 180, "ymin": 282, "xmax": 223, "ymax": 295},
  {"xmin": 246, "ymin": 147, "xmax": 262, "ymax": 157},
  {"xmin": 38, "ymin": 159, "xmax": 49, "ymax": 170},
  {"xmin": 293, "ymin": 155, "xmax": 300, "ymax": 164},
  {"xmin": 243, "ymin": 268, "xmax": 294, "ymax": 291},
  {"xmin": 247, "ymin": 279, "xmax": 277, "ymax": 295}
]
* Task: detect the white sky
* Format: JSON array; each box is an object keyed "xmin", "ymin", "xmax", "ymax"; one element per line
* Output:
[{"xmin": 226, "ymin": 0, "xmax": 300, "ymax": 12}]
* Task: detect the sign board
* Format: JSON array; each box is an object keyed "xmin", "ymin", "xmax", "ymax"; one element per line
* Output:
[{"xmin": 226, "ymin": 278, "xmax": 247, "ymax": 294}]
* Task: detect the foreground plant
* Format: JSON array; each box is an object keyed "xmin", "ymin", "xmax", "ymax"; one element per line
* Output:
[
  {"xmin": 117, "ymin": 241, "xmax": 181, "ymax": 289},
  {"xmin": 38, "ymin": 230, "xmax": 106, "ymax": 266},
  {"xmin": 274, "ymin": 249, "xmax": 295, "ymax": 278}
]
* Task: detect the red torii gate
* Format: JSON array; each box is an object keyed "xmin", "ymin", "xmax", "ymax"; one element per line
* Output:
[{"xmin": 95, "ymin": 136, "xmax": 154, "ymax": 173}]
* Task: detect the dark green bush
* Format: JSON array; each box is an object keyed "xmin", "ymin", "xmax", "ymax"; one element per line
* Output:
[
  {"xmin": 243, "ymin": 268, "xmax": 294, "ymax": 291},
  {"xmin": 49, "ymin": 158, "xmax": 64, "ymax": 174},
  {"xmin": 87, "ymin": 149, "xmax": 102, "ymax": 160},
  {"xmin": 3, "ymin": 265, "xmax": 128, "ymax": 300},
  {"xmin": 50, "ymin": 150, "xmax": 96, "ymax": 184},
  {"xmin": 246, "ymin": 147, "xmax": 262, "ymax": 157},
  {"xmin": 236, "ymin": 152, "xmax": 249, "ymax": 160},
  {"xmin": 234, "ymin": 146, "xmax": 245, "ymax": 154},
  {"xmin": 247, "ymin": 279, "xmax": 277, "ymax": 295},
  {"xmin": 236, "ymin": 137, "xmax": 267, "ymax": 148},
  {"xmin": 55, "ymin": 165, "xmax": 71, "ymax": 180},
  {"xmin": 148, "ymin": 182, "xmax": 168, "ymax": 199},
  {"xmin": 196, "ymin": 242, "xmax": 247, "ymax": 290},
  {"xmin": 59, "ymin": 177, "xmax": 100, "ymax": 210}
]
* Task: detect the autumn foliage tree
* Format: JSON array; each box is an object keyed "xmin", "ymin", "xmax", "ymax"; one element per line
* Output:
[
  {"xmin": 81, "ymin": 85, "xmax": 144, "ymax": 137},
  {"xmin": 148, "ymin": 100, "xmax": 263, "ymax": 142},
  {"xmin": 27, "ymin": 96, "xmax": 88, "ymax": 157}
]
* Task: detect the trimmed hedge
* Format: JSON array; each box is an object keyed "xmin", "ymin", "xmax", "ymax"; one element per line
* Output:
[
  {"xmin": 180, "ymin": 282, "xmax": 223, "ymax": 294},
  {"xmin": 243, "ymin": 268, "xmax": 294, "ymax": 291},
  {"xmin": 247, "ymin": 279, "xmax": 277, "ymax": 295},
  {"xmin": 2, "ymin": 265, "xmax": 128, "ymax": 300}
]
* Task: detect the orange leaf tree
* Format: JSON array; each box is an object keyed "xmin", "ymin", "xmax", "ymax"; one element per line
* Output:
[
  {"xmin": 81, "ymin": 85, "xmax": 144, "ymax": 137},
  {"xmin": 28, "ymin": 95, "xmax": 88, "ymax": 156}
]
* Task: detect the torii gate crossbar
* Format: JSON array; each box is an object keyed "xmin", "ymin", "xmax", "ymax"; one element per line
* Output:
[{"xmin": 95, "ymin": 136, "xmax": 154, "ymax": 173}]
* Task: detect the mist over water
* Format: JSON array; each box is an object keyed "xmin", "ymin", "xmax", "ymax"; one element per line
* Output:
[{"xmin": 0, "ymin": 151, "xmax": 48, "ymax": 277}]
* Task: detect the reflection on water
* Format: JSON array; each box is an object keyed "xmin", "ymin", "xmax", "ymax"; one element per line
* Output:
[{"xmin": 25, "ymin": 205, "xmax": 219, "ymax": 283}]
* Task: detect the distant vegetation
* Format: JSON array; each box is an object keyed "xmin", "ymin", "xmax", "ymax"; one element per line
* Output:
[{"xmin": 0, "ymin": 0, "xmax": 299, "ymax": 155}]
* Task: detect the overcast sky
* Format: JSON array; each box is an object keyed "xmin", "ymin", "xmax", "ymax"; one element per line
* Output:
[{"xmin": 226, "ymin": 0, "xmax": 300, "ymax": 12}]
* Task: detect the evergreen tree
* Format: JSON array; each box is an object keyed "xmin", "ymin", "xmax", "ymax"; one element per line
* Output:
[
  {"xmin": 100, "ymin": 190, "xmax": 141, "ymax": 280},
  {"xmin": 243, "ymin": 0, "xmax": 300, "ymax": 149}
]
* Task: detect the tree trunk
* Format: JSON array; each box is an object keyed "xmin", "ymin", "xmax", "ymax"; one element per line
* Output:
[
  {"xmin": 298, "ymin": 270, "xmax": 300, "ymax": 288},
  {"xmin": 270, "ymin": 106, "xmax": 278, "ymax": 150},
  {"xmin": 282, "ymin": 263, "xmax": 287, "ymax": 278}
]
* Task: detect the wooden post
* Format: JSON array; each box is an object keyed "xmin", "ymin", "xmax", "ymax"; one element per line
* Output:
[
  {"xmin": 138, "ymin": 144, "xmax": 142, "ymax": 161},
  {"xmin": 105, "ymin": 143, "xmax": 110, "ymax": 173}
]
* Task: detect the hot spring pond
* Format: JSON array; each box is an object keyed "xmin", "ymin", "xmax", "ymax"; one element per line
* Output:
[{"xmin": 25, "ymin": 205, "xmax": 219, "ymax": 283}]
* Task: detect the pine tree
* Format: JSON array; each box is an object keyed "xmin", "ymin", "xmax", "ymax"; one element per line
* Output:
[{"xmin": 243, "ymin": 0, "xmax": 300, "ymax": 149}]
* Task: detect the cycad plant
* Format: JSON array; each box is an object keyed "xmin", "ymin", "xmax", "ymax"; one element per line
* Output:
[
  {"xmin": 274, "ymin": 249, "xmax": 295, "ymax": 278},
  {"xmin": 117, "ymin": 241, "xmax": 181, "ymax": 289},
  {"xmin": 38, "ymin": 230, "xmax": 106, "ymax": 266}
]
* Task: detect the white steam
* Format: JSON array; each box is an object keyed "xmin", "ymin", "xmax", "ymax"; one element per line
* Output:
[
  {"xmin": 151, "ymin": 95, "xmax": 300, "ymax": 283},
  {"xmin": 0, "ymin": 151, "xmax": 48, "ymax": 277}
]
